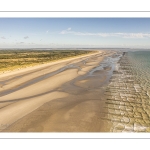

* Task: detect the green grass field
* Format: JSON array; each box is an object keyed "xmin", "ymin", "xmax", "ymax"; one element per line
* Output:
[{"xmin": 0, "ymin": 50, "xmax": 96, "ymax": 72}]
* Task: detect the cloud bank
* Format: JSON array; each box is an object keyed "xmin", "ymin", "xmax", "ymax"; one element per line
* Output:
[{"xmin": 60, "ymin": 28, "xmax": 150, "ymax": 39}]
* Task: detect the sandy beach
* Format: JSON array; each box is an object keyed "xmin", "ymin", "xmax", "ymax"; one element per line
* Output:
[{"xmin": 0, "ymin": 50, "xmax": 118, "ymax": 132}]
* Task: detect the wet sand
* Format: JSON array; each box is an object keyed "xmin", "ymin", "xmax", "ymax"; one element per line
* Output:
[{"xmin": 0, "ymin": 50, "xmax": 118, "ymax": 132}]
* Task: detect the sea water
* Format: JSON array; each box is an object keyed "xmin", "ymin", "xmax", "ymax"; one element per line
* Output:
[{"xmin": 104, "ymin": 51, "xmax": 150, "ymax": 132}]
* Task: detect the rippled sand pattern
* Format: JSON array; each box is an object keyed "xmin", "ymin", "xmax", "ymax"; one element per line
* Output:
[{"xmin": 104, "ymin": 51, "xmax": 150, "ymax": 132}]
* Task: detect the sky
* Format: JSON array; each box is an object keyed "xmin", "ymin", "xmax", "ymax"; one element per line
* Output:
[{"xmin": 1, "ymin": 18, "xmax": 150, "ymax": 49}]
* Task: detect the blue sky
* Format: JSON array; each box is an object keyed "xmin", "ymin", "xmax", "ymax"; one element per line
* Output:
[{"xmin": 1, "ymin": 18, "xmax": 150, "ymax": 48}]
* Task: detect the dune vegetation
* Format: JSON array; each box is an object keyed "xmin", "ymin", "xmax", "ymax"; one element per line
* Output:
[{"xmin": 0, "ymin": 50, "xmax": 96, "ymax": 73}]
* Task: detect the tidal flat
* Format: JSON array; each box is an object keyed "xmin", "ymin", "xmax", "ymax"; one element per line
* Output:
[{"xmin": 1, "ymin": 49, "xmax": 150, "ymax": 132}]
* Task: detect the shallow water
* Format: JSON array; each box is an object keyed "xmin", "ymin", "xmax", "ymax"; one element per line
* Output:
[{"xmin": 104, "ymin": 51, "xmax": 150, "ymax": 132}]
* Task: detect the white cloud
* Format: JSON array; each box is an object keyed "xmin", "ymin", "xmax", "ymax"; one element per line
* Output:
[
  {"xmin": 60, "ymin": 29, "xmax": 150, "ymax": 39},
  {"xmin": 60, "ymin": 27, "xmax": 72, "ymax": 34},
  {"xmin": 16, "ymin": 42, "xmax": 24, "ymax": 44},
  {"xmin": 24, "ymin": 36, "xmax": 29, "ymax": 39},
  {"xmin": 120, "ymin": 33, "xmax": 150, "ymax": 38},
  {"xmin": 46, "ymin": 30, "xmax": 49, "ymax": 34},
  {"xmin": 1, "ymin": 36, "xmax": 6, "ymax": 39}
]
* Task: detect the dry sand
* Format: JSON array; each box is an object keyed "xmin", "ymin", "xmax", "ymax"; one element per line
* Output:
[{"xmin": 0, "ymin": 50, "xmax": 116, "ymax": 132}]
